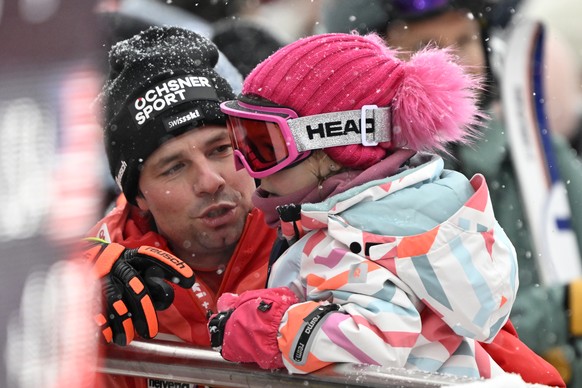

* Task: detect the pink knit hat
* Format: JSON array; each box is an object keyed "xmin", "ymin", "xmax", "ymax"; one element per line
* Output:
[{"xmin": 242, "ymin": 33, "xmax": 482, "ymax": 169}]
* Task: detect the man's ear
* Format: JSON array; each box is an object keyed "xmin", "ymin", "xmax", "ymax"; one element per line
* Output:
[{"xmin": 135, "ymin": 189, "xmax": 149, "ymax": 212}]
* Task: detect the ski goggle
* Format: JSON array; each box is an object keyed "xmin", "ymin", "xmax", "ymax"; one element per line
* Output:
[
  {"xmin": 387, "ymin": 0, "xmax": 464, "ymax": 21},
  {"xmin": 220, "ymin": 100, "xmax": 393, "ymax": 178},
  {"xmin": 394, "ymin": 0, "xmax": 448, "ymax": 14}
]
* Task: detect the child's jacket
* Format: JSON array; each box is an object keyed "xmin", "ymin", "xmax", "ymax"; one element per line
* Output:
[{"xmin": 268, "ymin": 155, "xmax": 518, "ymax": 377}]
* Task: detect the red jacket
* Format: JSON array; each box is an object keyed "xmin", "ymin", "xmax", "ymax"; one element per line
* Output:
[
  {"xmin": 90, "ymin": 196, "xmax": 564, "ymax": 387},
  {"xmin": 87, "ymin": 196, "xmax": 277, "ymax": 387}
]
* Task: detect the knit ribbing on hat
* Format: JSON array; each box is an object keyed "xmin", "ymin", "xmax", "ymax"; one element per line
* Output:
[
  {"xmin": 242, "ymin": 33, "xmax": 402, "ymax": 169},
  {"xmin": 243, "ymin": 33, "xmax": 404, "ymax": 116},
  {"xmin": 98, "ymin": 26, "xmax": 235, "ymax": 204},
  {"xmin": 242, "ymin": 33, "xmax": 481, "ymax": 170}
]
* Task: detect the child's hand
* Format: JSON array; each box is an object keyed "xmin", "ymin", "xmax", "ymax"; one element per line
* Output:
[{"xmin": 208, "ymin": 287, "xmax": 299, "ymax": 369}]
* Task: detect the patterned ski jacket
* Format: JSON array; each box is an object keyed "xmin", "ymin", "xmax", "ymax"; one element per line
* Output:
[{"xmin": 268, "ymin": 155, "xmax": 518, "ymax": 378}]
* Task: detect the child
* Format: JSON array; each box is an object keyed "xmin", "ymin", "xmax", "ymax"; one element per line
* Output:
[{"xmin": 208, "ymin": 32, "xmax": 517, "ymax": 379}]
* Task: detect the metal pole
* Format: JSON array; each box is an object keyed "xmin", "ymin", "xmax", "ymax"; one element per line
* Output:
[{"xmin": 100, "ymin": 339, "xmax": 477, "ymax": 387}]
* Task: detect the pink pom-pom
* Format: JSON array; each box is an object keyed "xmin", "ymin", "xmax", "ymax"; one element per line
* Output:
[{"xmin": 391, "ymin": 47, "xmax": 484, "ymax": 153}]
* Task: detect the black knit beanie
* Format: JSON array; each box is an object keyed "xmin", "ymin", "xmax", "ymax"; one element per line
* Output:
[{"xmin": 99, "ymin": 26, "xmax": 235, "ymax": 205}]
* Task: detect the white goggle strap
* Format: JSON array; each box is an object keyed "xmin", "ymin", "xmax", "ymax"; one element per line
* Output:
[{"xmin": 287, "ymin": 106, "xmax": 392, "ymax": 152}]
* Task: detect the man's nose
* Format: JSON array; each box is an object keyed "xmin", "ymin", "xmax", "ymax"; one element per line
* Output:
[{"xmin": 191, "ymin": 162, "xmax": 226, "ymax": 195}]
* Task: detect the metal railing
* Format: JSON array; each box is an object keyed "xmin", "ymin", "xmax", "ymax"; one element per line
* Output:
[{"xmin": 100, "ymin": 339, "xmax": 479, "ymax": 387}]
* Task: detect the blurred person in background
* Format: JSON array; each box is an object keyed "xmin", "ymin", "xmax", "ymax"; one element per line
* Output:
[
  {"xmin": 321, "ymin": 0, "xmax": 582, "ymax": 385},
  {"xmin": 522, "ymin": 0, "xmax": 582, "ymax": 155},
  {"xmin": 0, "ymin": 0, "xmax": 105, "ymax": 385},
  {"xmin": 232, "ymin": 0, "xmax": 322, "ymax": 43},
  {"xmin": 86, "ymin": 25, "xmax": 276, "ymax": 387}
]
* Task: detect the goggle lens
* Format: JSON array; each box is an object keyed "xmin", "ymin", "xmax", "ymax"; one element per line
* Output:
[
  {"xmin": 226, "ymin": 115, "xmax": 290, "ymax": 172},
  {"xmin": 394, "ymin": 0, "xmax": 449, "ymax": 16}
]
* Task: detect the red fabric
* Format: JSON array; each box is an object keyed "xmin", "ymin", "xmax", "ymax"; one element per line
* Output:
[
  {"xmin": 480, "ymin": 321, "xmax": 566, "ymax": 387},
  {"xmin": 211, "ymin": 287, "xmax": 299, "ymax": 369},
  {"xmin": 89, "ymin": 195, "xmax": 277, "ymax": 387}
]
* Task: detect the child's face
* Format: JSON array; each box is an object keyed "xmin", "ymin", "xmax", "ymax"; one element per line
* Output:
[
  {"xmin": 386, "ymin": 9, "xmax": 485, "ymax": 78},
  {"xmin": 259, "ymin": 152, "xmax": 333, "ymax": 196}
]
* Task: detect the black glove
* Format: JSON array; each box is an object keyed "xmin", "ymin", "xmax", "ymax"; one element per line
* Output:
[{"xmin": 84, "ymin": 238, "xmax": 195, "ymax": 346}]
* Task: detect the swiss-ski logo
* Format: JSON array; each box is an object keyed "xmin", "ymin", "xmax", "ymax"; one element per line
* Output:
[{"xmin": 162, "ymin": 109, "xmax": 203, "ymax": 132}]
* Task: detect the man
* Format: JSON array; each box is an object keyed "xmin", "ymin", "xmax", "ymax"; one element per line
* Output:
[
  {"xmin": 322, "ymin": 0, "xmax": 582, "ymax": 385},
  {"xmin": 86, "ymin": 25, "xmax": 276, "ymax": 386}
]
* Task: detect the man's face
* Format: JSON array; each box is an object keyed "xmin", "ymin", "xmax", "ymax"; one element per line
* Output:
[
  {"xmin": 386, "ymin": 9, "xmax": 486, "ymax": 77},
  {"xmin": 136, "ymin": 126, "xmax": 256, "ymax": 266}
]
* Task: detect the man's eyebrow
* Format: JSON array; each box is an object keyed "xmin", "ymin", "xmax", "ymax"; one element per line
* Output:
[
  {"xmin": 204, "ymin": 129, "xmax": 230, "ymax": 145},
  {"xmin": 152, "ymin": 152, "xmax": 184, "ymax": 170},
  {"xmin": 150, "ymin": 129, "xmax": 230, "ymax": 169}
]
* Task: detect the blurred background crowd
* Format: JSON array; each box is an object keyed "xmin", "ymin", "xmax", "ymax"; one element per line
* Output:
[{"xmin": 1, "ymin": 0, "xmax": 582, "ymax": 386}]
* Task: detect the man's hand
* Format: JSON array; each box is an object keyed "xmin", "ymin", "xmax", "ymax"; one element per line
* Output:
[{"xmin": 84, "ymin": 239, "xmax": 195, "ymax": 346}]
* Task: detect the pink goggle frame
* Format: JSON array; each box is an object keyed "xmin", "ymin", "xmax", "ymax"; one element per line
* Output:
[{"xmin": 220, "ymin": 100, "xmax": 392, "ymax": 178}]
